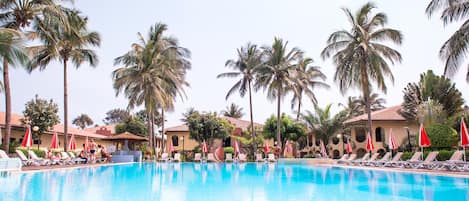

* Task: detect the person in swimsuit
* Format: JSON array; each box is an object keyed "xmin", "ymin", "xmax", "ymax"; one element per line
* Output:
[{"xmin": 90, "ymin": 139, "xmax": 97, "ymax": 161}]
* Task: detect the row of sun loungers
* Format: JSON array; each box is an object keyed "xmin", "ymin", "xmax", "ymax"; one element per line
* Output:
[
  {"xmin": 13, "ymin": 149, "xmax": 103, "ymax": 167},
  {"xmin": 337, "ymin": 150, "xmax": 469, "ymax": 171},
  {"xmin": 158, "ymin": 152, "xmax": 277, "ymax": 163}
]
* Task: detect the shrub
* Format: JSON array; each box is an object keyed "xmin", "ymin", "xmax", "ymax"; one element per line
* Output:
[
  {"xmin": 8, "ymin": 141, "xmax": 20, "ymax": 154},
  {"xmin": 425, "ymin": 124, "xmax": 458, "ymax": 149},
  {"xmin": 303, "ymin": 154, "xmax": 314, "ymax": 158},
  {"xmin": 17, "ymin": 148, "xmax": 45, "ymax": 158},
  {"xmin": 401, "ymin": 152, "xmax": 413, "ymax": 161},
  {"xmin": 436, "ymin": 150, "xmax": 454, "ymax": 161},
  {"xmin": 224, "ymin": 147, "xmax": 234, "ymax": 155}
]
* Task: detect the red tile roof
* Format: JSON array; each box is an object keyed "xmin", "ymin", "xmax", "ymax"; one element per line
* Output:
[
  {"xmin": 0, "ymin": 112, "xmax": 105, "ymax": 139},
  {"xmin": 84, "ymin": 124, "xmax": 116, "ymax": 136},
  {"xmin": 165, "ymin": 124, "xmax": 189, "ymax": 132},
  {"xmin": 344, "ymin": 105, "xmax": 406, "ymax": 125},
  {"xmin": 165, "ymin": 116, "xmax": 263, "ymax": 133}
]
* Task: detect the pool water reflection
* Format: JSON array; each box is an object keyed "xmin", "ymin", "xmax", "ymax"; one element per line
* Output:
[{"xmin": 1, "ymin": 163, "xmax": 468, "ymax": 201}]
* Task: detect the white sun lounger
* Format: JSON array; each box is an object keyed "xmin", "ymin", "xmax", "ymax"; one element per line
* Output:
[
  {"xmin": 207, "ymin": 153, "xmax": 217, "ymax": 162},
  {"xmin": 225, "ymin": 153, "xmax": 234, "ymax": 162},
  {"xmin": 267, "ymin": 154, "xmax": 276, "ymax": 162},
  {"xmin": 158, "ymin": 153, "xmax": 170, "ymax": 162},
  {"xmin": 28, "ymin": 150, "xmax": 51, "ymax": 166},
  {"xmin": 435, "ymin": 151, "xmax": 465, "ymax": 171},
  {"xmin": 256, "ymin": 153, "xmax": 265, "ymax": 162},
  {"xmin": 408, "ymin": 151, "xmax": 439, "ymax": 169},
  {"xmin": 0, "ymin": 149, "xmax": 22, "ymax": 171},
  {"xmin": 367, "ymin": 152, "xmax": 392, "ymax": 167},
  {"xmin": 381, "ymin": 152, "xmax": 403, "ymax": 167},
  {"xmin": 350, "ymin": 153, "xmax": 370, "ymax": 165},
  {"xmin": 238, "ymin": 153, "xmax": 247, "ymax": 162},
  {"xmin": 338, "ymin": 154, "xmax": 357, "ymax": 164},
  {"xmin": 193, "ymin": 153, "xmax": 202, "ymax": 162},
  {"xmin": 173, "ymin": 153, "xmax": 181, "ymax": 162},
  {"xmin": 15, "ymin": 150, "xmax": 36, "ymax": 166}
]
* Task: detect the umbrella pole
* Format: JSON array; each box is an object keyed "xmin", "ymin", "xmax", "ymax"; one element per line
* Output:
[
  {"xmin": 464, "ymin": 147, "xmax": 466, "ymax": 162},
  {"xmin": 421, "ymin": 147, "xmax": 424, "ymax": 160}
]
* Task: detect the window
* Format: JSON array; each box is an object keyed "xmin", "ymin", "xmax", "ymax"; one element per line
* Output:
[
  {"xmin": 171, "ymin": 136, "xmax": 179, "ymax": 146},
  {"xmin": 223, "ymin": 137, "xmax": 231, "ymax": 147},
  {"xmin": 355, "ymin": 128, "xmax": 366, "ymax": 142},
  {"xmin": 375, "ymin": 127, "xmax": 383, "ymax": 142},
  {"xmin": 332, "ymin": 137, "xmax": 339, "ymax": 145},
  {"xmin": 356, "ymin": 148, "xmax": 366, "ymax": 158},
  {"xmin": 315, "ymin": 140, "xmax": 320, "ymax": 146},
  {"xmin": 332, "ymin": 150, "xmax": 340, "ymax": 159}
]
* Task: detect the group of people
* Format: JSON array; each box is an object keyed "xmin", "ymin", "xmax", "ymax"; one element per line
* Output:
[{"xmin": 46, "ymin": 139, "xmax": 112, "ymax": 164}]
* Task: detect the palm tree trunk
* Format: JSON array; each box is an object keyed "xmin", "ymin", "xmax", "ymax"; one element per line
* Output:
[
  {"xmin": 276, "ymin": 89, "xmax": 282, "ymax": 154},
  {"xmin": 296, "ymin": 96, "xmax": 302, "ymax": 121},
  {"xmin": 248, "ymin": 80, "xmax": 256, "ymax": 156},
  {"xmin": 150, "ymin": 111, "xmax": 156, "ymax": 159},
  {"xmin": 63, "ymin": 58, "xmax": 69, "ymax": 151},
  {"xmin": 147, "ymin": 111, "xmax": 153, "ymax": 152},
  {"xmin": 3, "ymin": 59, "xmax": 11, "ymax": 152},
  {"xmin": 161, "ymin": 108, "xmax": 165, "ymax": 152}
]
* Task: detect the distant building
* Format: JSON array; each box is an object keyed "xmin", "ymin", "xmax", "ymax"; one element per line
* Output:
[{"xmin": 164, "ymin": 116, "xmax": 264, "ymax": 153}]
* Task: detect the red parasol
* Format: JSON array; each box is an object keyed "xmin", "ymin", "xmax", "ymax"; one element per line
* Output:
[
  {"xmin": 50, "ymin": 132, "xmax": 59, "ymax": 149},
  {"xmin": 21, "ymin": 126, "xmax": 33, "ymax": 148},
  {"xmin": 388, "ymin": 128, "xmax": 398, "ymax": 150},
  {"xmin": 263, "ymin": 141, "xmax": 270, "ymax": 153},
  {"xmin": 366, "ymin": 132, "xmax": 374, "ymax": 152},
  {"xmin": 202, "ymin": 141, "xmax": 208, "ymax": 153},
  {"xmin": 320, "ymin": 140, "xmax": 327, "ymax": 157},
  {"xmin": 460, "ymin": 117, "xmax": 469, "ymax": 161},
  {"xmin": 68, "ymin": 134, "xmax": 77, "ymax": 150},
  {"xmin": 346, "ymin": 141, "xmax": 353, "ymax": 153}
]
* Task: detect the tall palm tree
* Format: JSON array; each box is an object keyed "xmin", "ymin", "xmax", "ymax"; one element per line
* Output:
[
  {"xmin": 29, "ymin": 10, "xmax": 101, "ymax": 151},
  {"xmin": 0, "ymin": 0, "xmax": 67, "ymax": 152},
  {"xmin": 426, "ymin": 0, "xmax": 469, "ymax": 82},
  {"xmin": 302, "ymin": 103, "xmax": 347, "ymax": 145},
  {"xmin": 222, "ymin": 103, "xmax": 244, "ymax": 118},
  {"xmin": 291, "ymin": 57, "xmax": 329, "ymax": 120},
  {"xmin": 72, "ymin": 114, "xmax": 94, "ymax": 129},
  {"xmin": 217, "ymin": 43, "xmax": 262, "ymax": 154},
  {"xmin": 113, "ymin": 23, "xmax": 190, "ymax": 154},
  {"xmin": 321, "ymin": 3, "xmax": 402, "ymax": 136},
  {"xmin": 354, "ymin": 93, "xmax": 386, "ymax": 115},
  {"xmin": 257, "ymin": 38, "xmax": 303, "ymax": 151}
]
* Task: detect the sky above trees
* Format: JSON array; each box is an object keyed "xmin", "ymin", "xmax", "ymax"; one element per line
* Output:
[{"xmin": 2, "ymin": 0, "xmax": 468, "ymax": 127}]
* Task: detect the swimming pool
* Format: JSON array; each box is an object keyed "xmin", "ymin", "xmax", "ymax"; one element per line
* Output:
[{"xmin": 1, "ymin": 162, "xmax": 468, "ymax": 201}]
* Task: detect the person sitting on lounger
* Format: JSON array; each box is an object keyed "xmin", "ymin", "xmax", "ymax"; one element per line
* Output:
[
  {"xmin": 99, "ymin": 145, "xmax": 112, "ymax": 161},
  {"xmin": 46, "ymin": 150, "xmax": 54, "ymax": 160},
  {"xmin": 78, "ymin": 150, "xmax": 88, "ymax": 164}
]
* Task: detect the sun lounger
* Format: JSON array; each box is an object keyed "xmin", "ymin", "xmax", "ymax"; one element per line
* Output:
[
  {"xmin": 158, "ymin": 153, "xmax": 170, "ymax": 162},
  {"xmin": 435, "ymin": 151, "xmax": 465, "ymax": 171},
  {"xmin": 394, "ymin": 152, "xmax": 422, "ymax": 168},
  {"xmin": 267, "ymin": 154, "xmax": 276, "ymax": 162},
  {"xmin": 382, "ymin": 152, "xmax": 403, "ymax": 167},
  {"xmin": 60, "ymin": 152, "xmax": 76, "ymax": 165},
  {"xmin": 408, "ymin": 151, "xmax": 439, "ymax": 169},
  {"xmin": 337, "ymin": 154, "xmax": 349, "ymax": 161},
  {"xmin": 350, "ymin": 153, "xmax": 370, "ymax": 165},
  {"xmin": 225, "ymin": 153, "xmax": 234, "ymax": 162},
  {"xmin": 207, "ymin": 153, "xmax": 217, "ymax": 162},
  {"xmin": 360, "ymin": 153, "xmax": 380, "ymax": 166},
  {"xmin": 338, "ymin": 154, "xmax": 356, "ymax": 164},
  {"xmin": 256, "ymin": 153, "xmax": 265, "ymax": 162},
  {"xmin": 15, "ymin": 150, "xmax": 36, "ymax": 166},
  {"xmin": 238, "ymin": 153, "xmax": 247, "ymax": 162},
  {"xmin": 173, "ymin": 153, "xmax": 181, "ymax": 162},
  {"xmin": 367, "ymin": 152, "xmax": 392, "ymax": 166},
  {"xmin": 28, "ymin": 150, "xmax": 51, "ymax": 166},
  {"xmin": 68, "ymin": 152, "xmax": 87, "ymax": 164},
  {"xmin": 0, "ymin": 149, "xmax": 22, "ymax": 171},
  {"xmin": 193, "ymin": 153, "xmax": 202, "ymax": 162}
]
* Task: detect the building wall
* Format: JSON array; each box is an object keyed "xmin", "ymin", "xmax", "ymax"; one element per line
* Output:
[
  {"xmin": 7, "ymin": 129, "xmax": 113, "ymax": 151},
  {"xmin": 309, "ymin": 121, "xmax": 418, "ymax": 158},
  {"xmin": 166, "ymin": 131, "xmax": 199, "ymax": 152}
]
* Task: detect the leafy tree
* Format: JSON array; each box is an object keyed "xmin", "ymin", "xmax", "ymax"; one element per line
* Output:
[
  {"xmin": 183, "ymin": 111, "xmax": 233, "ymax": 149},
  {"xmin": 401, "ymin": 70, "xmax": 464, "ymax": 121},
  {"xmin": 115, "ymin": 117, "xmax": 148, "ymax": 136},
  {"xmin": 263, "ymin": 113, "xmax": 306, "ymax": 150},
  {"xmin": 301, "ymin": 104, "xmax": 347, "ymax": 145},
  {"xmin": 426, "ymin": 0, "xmax": 469, "ymax": 81},
  {"xmin": 217, "ymin": 43, "xmax": 262, "ymax": 156},
  {"xmin": 29, "ymin": 10, "xmax": 101, "ymax": 151},
  {"xmin": 72, "ymin": 114, "xmax": 94, "ymax": 129},
  {"xmin": 353, "ymin": 93, "xmax": 386, "ymax": 116},
  {"xmin": 0, "ymin": 0, "xmax": 67, "ymax": 152},
  {"xmin": 321, "ymin": 2, "xmax": 402, "ymax": 136},
  {"xmin": 21, "ymin": 95, "xmax": 60, "ymax": 143},
  {"xmin": 222, "ymin": 103, "xmax": 244, "ymax": 118},
  {"xmin": 103, "ymin": 108, "xmax": 131, "ymax": 125},
  {"xmin": 417, "ymin": 100, "xmax": 448, "ymax": 125},
  {"xmin": 426, "ymin": 124, "xmax": 458, "ymax": 149},
  {"xmin": 291, "ymin": 57, "xmax": 329, "ymax": 120},
  {"xmin": 257, "ymin": 38, "xmax": 303, "ymax": 151}
]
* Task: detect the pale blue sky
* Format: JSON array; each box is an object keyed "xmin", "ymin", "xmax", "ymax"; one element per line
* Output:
[{"xmin": 2, "ymin": 0, "xmax": 468, "ymax": 128}]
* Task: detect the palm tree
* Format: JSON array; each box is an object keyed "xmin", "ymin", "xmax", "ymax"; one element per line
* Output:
[
  {"xmin": 321, "ymin": 3, "xmax": 402, "ymax": 136},
  {"xmin": 426, "ymin": 0, "xmax": 469, "ymax": 82},
  {"xmin": 257, "ymin": 38, "xmax": 303, "ymax": 151},
  {"xmin": 291, "ymin": 57, "xmax": 329, "ymax": 120},
  {"xmin": 29, "ymin": 10, "xmax": 101, "ymax": 151},
  {"xmin": 217, "ymin": 43, "xmax": 262, "ymax": 154},
  {"xmin": 72, "ymin": 114, "xmax": 94, "ymax": 129},
  {"xmin": 302, "ymin": 103, "xmax": 347, "ymax": 145},
  {"xmin": 113, "ymin": 23, "xmax": 190, "ymax": 154},
  {"xmin": 339, "ymin": 96, "xmax": 360, "ymax": 118},
  {"xmin": 0, "ymin": 0, "xmax": 67, "ymax": 152},
  {"xmin": 222, "ymin": 103, "xmax": 244, "ymax": 118},
  {"xmin": 354, "ymin": 93, "xmax": 386, "ymax": 115}
]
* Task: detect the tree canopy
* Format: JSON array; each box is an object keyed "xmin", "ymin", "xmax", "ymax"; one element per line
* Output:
[
  {"xmin": 263, "ymin": 113, "xmax": 306, "ymax": 147},
  {"xmin": 183, "ymin": 111, "xmax": 233, "ymax": 147},
  {"xmin": 21, "ymin": 95, "xmax": 60, "ymax": 140}
]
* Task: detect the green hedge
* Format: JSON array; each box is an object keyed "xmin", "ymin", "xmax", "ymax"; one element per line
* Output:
[
  {"xmin": 425, "ymin": 124, "xmax": 458, "ymax": 149},
  {"xmin": 400, "ymin": 150, "xmax": 468, "ymax": 161},
  {"xmin": 17, "ymin": 148, "xmax": 46, "ymax": 158},
  {"xmin": 224, "ymin": 147, "xmax": 234, "ymax": 155},
  {"xmin": 303, "ymin": 154, "xmax": 314, "ymax": 158}
]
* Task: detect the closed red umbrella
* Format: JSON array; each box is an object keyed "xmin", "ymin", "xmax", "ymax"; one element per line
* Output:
[
  {"xmin": 263, "ymin": 141, "xmax": 270, "ymax": 153},
  {"xmin": 168, "ymin": 140, "xmax": 175, "ymax": 153},
  {"xmin": 284, "ymin": 141, "xmax": 293, "ymax": 156},
  {"xmin": 202, "ymin": 141, "xmax": 208, "ymax": 153},
  {"xmin": 366, "ymin": 132, "xmax": 374, "ymax": 153},
  {"xmin": 388, "ymin": 128, "xmax": 398, "ymax": 150},
  {"xmin": 418, "ymin": 123, "xmax": 431, "ymax": 160},
  {"xmin": 21, "ymin": 126, "xmax": 33, "ymax": 148},
  {"xmin": 68, "ymin": 134, "xmax": 77, "ymax": 151},
  {"xmin": 320, "ymin": 140, "xmax": 327, "ymax": 158},
  {"xmin": 460, "ymin": 118, "xmax": 469, "ymax": 161},
  {"xmin": 50, "ymin": 132, "xmax": 59, "ymax": 149},
  {"xmin": 233, "ymin": 140, "xmax": 240, "ymax": 156},
  {"xmin": 346, "ymin": 141, "xmax": 353, "ymax": 153}
]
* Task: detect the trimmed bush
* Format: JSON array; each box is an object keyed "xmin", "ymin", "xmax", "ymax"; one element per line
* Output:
[
  {"xmin": 303, "ymin": 154, "xmax": 314, "ymax": 158},
  {"xmin": 401, "ymin": 152, "xmax": 413, "ymax": 161},
  {"xmin": 17, "ymin": 148, "xmax": 45, "ymax": 158},
  {"xmin": 224, "ymin": 147, "xmax": 234, "ymax": 155},
  {"xmin": 436, "ymin": 150, "xmax": 454, "ymax": 161},
  {"xmin": 425, "ymin": 124, "xmax": 458, "ymax": 149}
]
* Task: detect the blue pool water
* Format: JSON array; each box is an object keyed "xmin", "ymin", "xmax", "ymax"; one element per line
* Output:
[{"xmin": 1, "ymin": 162, "xmax": 468, "ymax": 201}]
